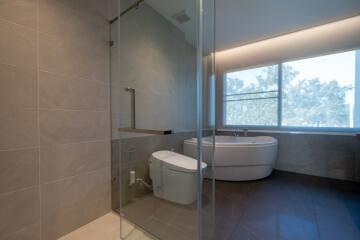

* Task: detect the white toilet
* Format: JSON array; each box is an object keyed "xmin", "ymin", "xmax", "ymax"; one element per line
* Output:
[{"xmin": 149, "ymin": 150, "xmax": 207, "ymax": 205}]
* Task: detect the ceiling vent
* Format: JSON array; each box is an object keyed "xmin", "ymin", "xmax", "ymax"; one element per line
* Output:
[{"xmin": 172, "ymin": 10, "xmax": 190, "ymax": 24}]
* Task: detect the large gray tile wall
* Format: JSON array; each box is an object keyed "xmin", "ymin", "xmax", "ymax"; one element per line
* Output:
[
  {"xmin": 111, "ymin": 1, "xmax": 197, "ymax": 139},
  {"xmin": 218, "ymin": 131, "xmax": 360, "ymax": 182},
  {"xmin": 0, "ymin": 1, "xmax": 112, "ymax": 239},
  {"xmin": 111, "ymin": 132, "xmax": 197, "ymax": 211}
]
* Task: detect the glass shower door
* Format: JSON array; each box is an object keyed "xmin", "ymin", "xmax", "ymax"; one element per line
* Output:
[{"xmin": 110, "ymin": 0, "xmax": 215, "ymax": 239}]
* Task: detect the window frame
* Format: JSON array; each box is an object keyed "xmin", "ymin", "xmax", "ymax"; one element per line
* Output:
[
  {"xmin": 222, "ymin": 63, "xmax": 280, "ymax": 127},
  {"xmin": 221, "ymin": 50, "xmax": 360, "ymax": 133}
]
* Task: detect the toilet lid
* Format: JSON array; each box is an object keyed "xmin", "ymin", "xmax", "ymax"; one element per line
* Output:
[{"xmin": 152, "ymin": 151, "xmax": 207, "ymax": 173}]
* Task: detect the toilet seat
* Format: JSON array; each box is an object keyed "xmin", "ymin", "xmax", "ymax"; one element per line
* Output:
[{"xmin": 151, "ymin": 151, "xmax": 206, "ymax": 173}]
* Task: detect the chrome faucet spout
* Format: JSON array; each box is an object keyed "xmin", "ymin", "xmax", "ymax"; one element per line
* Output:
[{"xmin": 243, "ymin": 128, "xmax": 249, "ymax": 137}]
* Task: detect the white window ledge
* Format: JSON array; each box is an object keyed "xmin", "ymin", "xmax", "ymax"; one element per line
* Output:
[{"xmin": 217, "ymin": 128, "xmax": 358, "ymax": 136}]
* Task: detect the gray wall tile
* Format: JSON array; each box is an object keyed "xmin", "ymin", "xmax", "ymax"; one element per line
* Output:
[
  {"xmin": 0, "ymin": 187, "xmax": 40, "ymax": 238},
  {"xmin": 0, "ymin": 3, "xmax": 40, "ymax": 239},
  {"xmin": 0, "ymin": 0, "xmax": 37, "ymax": 29},
  {"xmin": 39, "ymin": 71, "xmax": 109, "ymax": 111},
  {"xmin": 39, "ymin": 109, "xmax": 110, "ymax": 145},
  {"xmin": 78, "ymin": 0, "xmax": 111, "ymax": 21},
  {"xmin": 38, "ymin": 1, "xmax": 83, "ymax": 38},
  {"xmin": 0, "ymin": 109, "xmax": 38, "ymax": 150},
  {"xmin": 0, "ymin": 20, "xmax": 36, "ymax": 69},
  {"xmin": 40, "ymin": 140, "xmax": 110, "ymax": 183},
  {"xmin": 1, "ymin": 224, "xmax": 40, "ymax": 240},
  {"xmin": 39, "ymin": 0, "xmax": 109, "ymax": 43},
  {"xmin": 274, "ymin": 134, "xmax": 360, "ymax": 181},
  {"xmin": 0, "ymin": 149, "xmax": 39, "ymax": 194},
  {"xmin": 36, "ymin": 0, "xmax": 111, "ymax": 238},
  {"xmin": 0, "ymin": 64, "xmax": 37, "ymax": 108},
  {"xmin": 38, "ymin": 33, "xmax": 109, "ymax": 84},
  {"xmin": 41, "ymin": 169, "xmax": 110, "ymax": 240},
  {"xmin": 1, "ymin": 0, "xmax": 112, "ymax": 239}
]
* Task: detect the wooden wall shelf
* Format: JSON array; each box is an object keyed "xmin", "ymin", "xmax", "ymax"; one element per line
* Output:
[{"xmin": 118, "ymin": 128, "xmax": 172, "ymax": 135}]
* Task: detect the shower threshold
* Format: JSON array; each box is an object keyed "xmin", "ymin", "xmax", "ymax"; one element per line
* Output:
[{"xmin": 58, "ymin": 211, "xmax": 157, "ymax": 240}]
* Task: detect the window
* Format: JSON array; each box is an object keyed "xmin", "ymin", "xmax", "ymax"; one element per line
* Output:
[
  {"xmin": 224, "ymin": 65, "xmax": 278, "ymax": 126},
  {"xmin": 223, "ymin": 50, "xmax": 360, "ymax": 130},
  {"xmin": 283, "ymin": 52, "xmax": 357, "ymax": 128}
]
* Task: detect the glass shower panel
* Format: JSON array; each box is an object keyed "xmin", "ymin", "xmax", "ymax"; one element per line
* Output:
[
  {"xmin": 110, "ymin": 0, "xmax": 215, "ymax": 239},
  {"xmin": 199, "ymin": 0, "xmax": 216, "ymax": 239}
]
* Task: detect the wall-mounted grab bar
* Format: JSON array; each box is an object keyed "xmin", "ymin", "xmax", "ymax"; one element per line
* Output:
[
  {"xmin": 125, "ymin": 87, "xmax": 136, "ymax": 129},
  {"xmin": 121, "ymin": 87, "xmax": 173, "ymax": 135}
]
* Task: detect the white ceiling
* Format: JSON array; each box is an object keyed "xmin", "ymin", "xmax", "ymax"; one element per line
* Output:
[
  {"xmin": 146, "ymin": 0, "xmax": 360, "ymax": 51},
  {"xmin": 145, "ymin": 0, "xmax": 198, "ymax": 46},
  {"xmin": 216, "ymin": 0, "xmax": 360, "ymax": 51}
]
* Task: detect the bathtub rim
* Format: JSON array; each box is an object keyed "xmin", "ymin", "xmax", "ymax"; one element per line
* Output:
[{"xmin": 184, "ymin": 135, "xmax": 278, "ymax": 147}]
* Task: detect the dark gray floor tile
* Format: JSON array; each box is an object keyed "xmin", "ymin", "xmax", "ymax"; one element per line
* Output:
[
  {"xmin": 317, "ymin": 217, "xmax": 359, "ymax": 240},
  {"xmin": 229, "ymin": 225, "xmax": 258, "ymax": 240},
  {"xmin": 278, "ymin": 212, "xmax": 318, "ymax": 240},
  {"xmin": 121, "ymin": 170, "xmax": 360, "ymax": 240}
]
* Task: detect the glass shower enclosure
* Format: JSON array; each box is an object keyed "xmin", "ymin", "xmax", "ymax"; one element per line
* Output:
[{"xmin": 110, "ymin": 0, "xmax": 215, "ymax": 239}]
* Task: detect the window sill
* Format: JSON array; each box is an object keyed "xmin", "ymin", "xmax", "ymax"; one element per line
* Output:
[{"xmin": 217, "ymin": 128, "xmax": 359, "ymax": 136}]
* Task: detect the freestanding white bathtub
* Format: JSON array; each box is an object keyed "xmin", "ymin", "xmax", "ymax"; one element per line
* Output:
[{"xmin": 184, "ymin": 135, "xmax": 278, "ymax": 181}]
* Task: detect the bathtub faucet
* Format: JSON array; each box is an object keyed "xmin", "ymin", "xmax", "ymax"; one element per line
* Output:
[{"xmin": 243, "ymin": 128, "xmax": 249, "ymax": 137}]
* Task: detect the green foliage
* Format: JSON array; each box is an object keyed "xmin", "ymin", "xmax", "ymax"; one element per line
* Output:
[
  {"xmin": 225, "ymin": 65, "xmax": 278, "ymax": 125},
  {"xmin": 225, "ymin": 65, "xmax": 352, "ymax": 127}
]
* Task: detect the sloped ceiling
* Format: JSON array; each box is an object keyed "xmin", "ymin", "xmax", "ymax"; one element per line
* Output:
[
  {"xmin": 146, "ymin": 0, "xmax": 360, "ymax": 51},
  {"xmin": 216, "ymin": 0, "xmax": 360, "ymax": 51},
  {"xmin": 145, "ymin": 0, "xmax": 197, "ymax": 46}
]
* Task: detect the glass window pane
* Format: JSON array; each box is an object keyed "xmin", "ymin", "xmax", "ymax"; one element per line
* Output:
[
  {"xmin": 225, "ymin": 65, "xmax": 278, "ymax": 94},
  {"xmin": 224, "ymin": 65, "xmax": 278, "ymax": 126},
  {"xmin": 282, "ymin": 51, "xmax": 357, "ymax": 128},
  {"xmin": 225, "ymin": 98, "xmax": 277, "ymax": 126}
]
